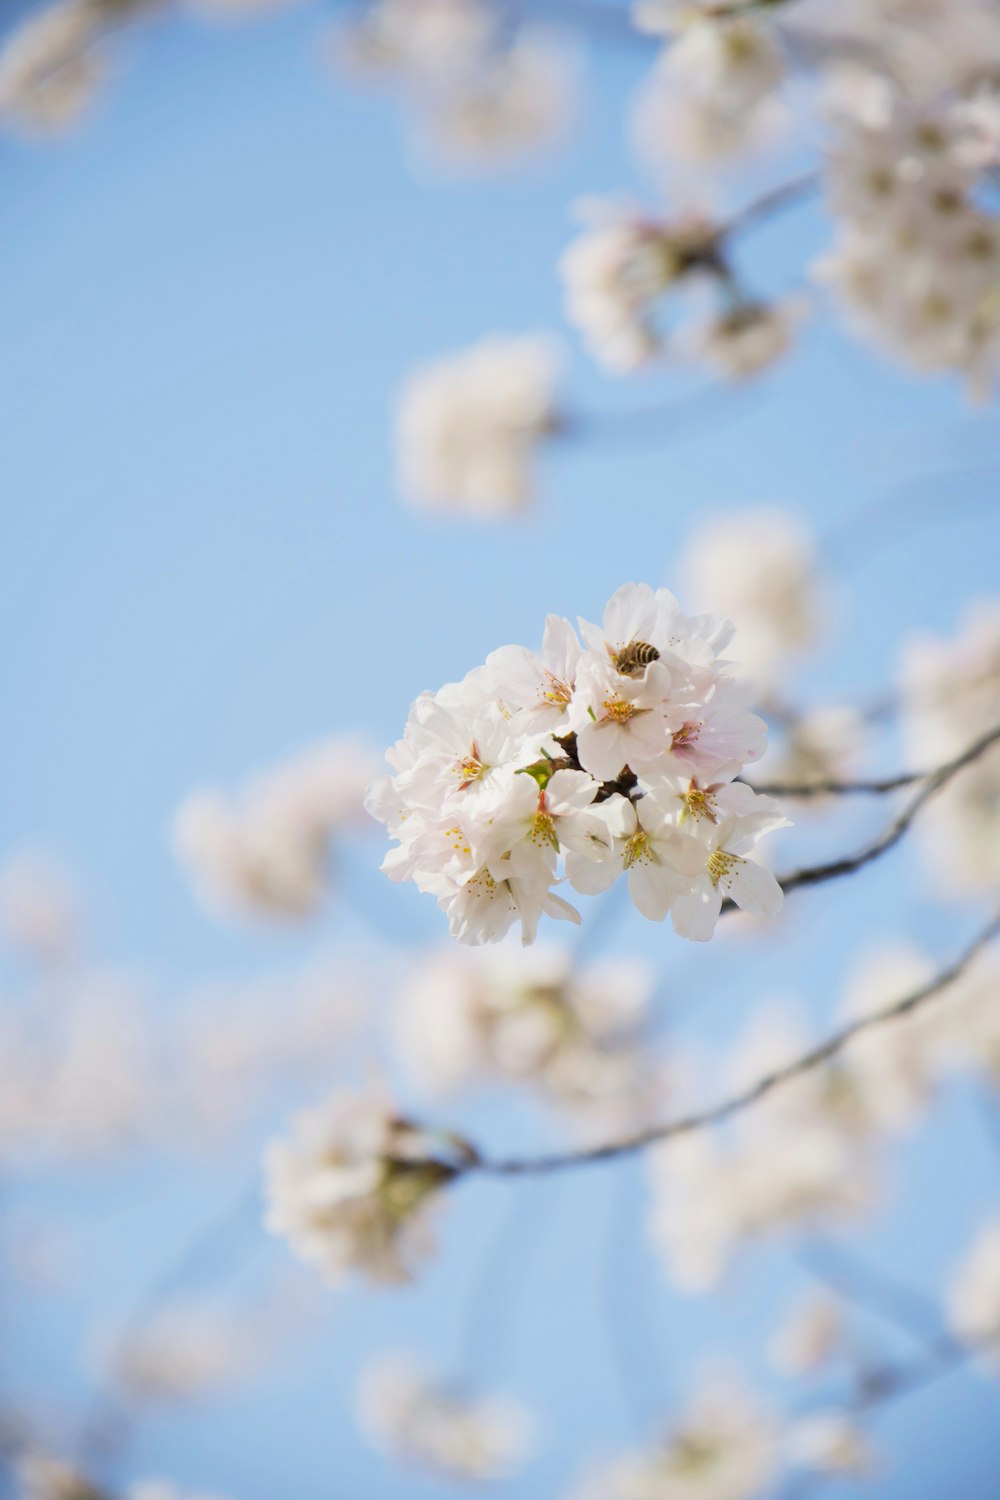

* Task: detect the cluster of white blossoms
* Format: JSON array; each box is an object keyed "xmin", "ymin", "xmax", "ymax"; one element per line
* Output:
[
  {"xmin": 358, "ymin": 1354, "xmax": 534, "ymax": 1481},
  {"xmin": 569, "ymin": 1377, "xmax": 780, "ymax": 1500},
  {"xmin": 816, "ymin": 86, "xmax": 1000, "ymax": 398},
  {"xmin": 900, "ymin": 599, "xmax": 1000, "ymax": 895},
  {"xmin": 567, "ymin": 1373, "xmax": 875, "ymax": 1500},
  {"xmin": 560, "ymin": 200, "xmax": 803, "ymax": 378},
  {"xmin": 263, "ymin": 1082, "xmax": 469, "ymax": 1284},
  {"xmin": 103, "ymin": 1300, "xmax": 257, "ymax": 1405},
  {"xmin": 173, "ymin": 734, "xmax": 379, "ymax": 920},
  {"xmin": 369, "ymin": 583, "xmax": 787, "ymax": 946},
  {"xmin": 396, "ymin": 334, "xmax": 560, "ymax": 516},
  {"xmin": 394, "ymin": 944, "xmax": 659, "ymax": 1133},
  {"xmin": 332, "ymin": 0, "xmax": 576, "ymax": 169},
  {"xmin": 630, "ymin": 0, "xmax": 789, "ymax": 183},
  {"xmin": 680, "ymin": 507, "xmax": 822, "ymax": 689}
]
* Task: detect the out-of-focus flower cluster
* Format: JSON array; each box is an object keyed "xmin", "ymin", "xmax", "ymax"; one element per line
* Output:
[
  {"xmin": 560, "ymin": 198, "xmax": 805, "ymax": 379},
  {"xmin": 396, "ymin": 334, "xmax": 561, "ymax": 516},
  {"xmin": 358, "ymin": 1353, "xmax": 534, "ymax": 1481},
  {"xmin": 173, "ymin": 734, "xmax": 379, "ymax": 920},
  {"xmin": 332, "ymin": 0, "xmax": 577, "ymax": 169},
  {"xmin": 368, "ymin": 582, "xmax": 787, "ymax": 947},
  {"xmin": 263, "ymin": 1081, "xmax": 471, "ymax": 1284},
  {"xmin": 394, "ymin": 943, "xmax": 659, "ymax": 1137}
]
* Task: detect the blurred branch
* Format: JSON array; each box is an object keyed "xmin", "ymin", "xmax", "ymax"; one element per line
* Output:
[
  {"xmin": 772, "ymin": 720, "xmax": 1000, "ymax": 895},
  {"xmin": 751, "ymin": 720, "xmax": 1000, "ymax": 799},
  {"xmin": 722, "ymin": 170, "xmax": 821, "ymax": 240},
  {"xmin": 777, "ymin": 1327, "xmax": 999, "ymax": 1500},
  {"xmin": 464, "ymin": 908, "xmax": 1000, "ymax": 1175}
]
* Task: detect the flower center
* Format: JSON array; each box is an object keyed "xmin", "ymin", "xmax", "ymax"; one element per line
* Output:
[
  {"xmin": 678, "ymin": 779, "xmax": 719, "ymax": 824},
  {"xmin": 542, "ymin": 671, "xmax": 573, "ymax": 706},
  {"xmin": 671, "ymin": 720, "xmax": 702, "ymax": 751},
  {"xmin": 530, "ymin": 810, "xmax": 560, "ymax": 851},
  {"xmin": 602, "ymin": 695, "xmax": 639, "ymax": 724},
  {"xmin": 707, "ymin": 848, "xmax": 741, "ymax": 889},
  {"xmin": 456, "ymin": 739, "xmax": 488, "ymax": 789},
  {"xmin": 623, "ymin": 830, "xmax": 652, "ymax": 868}
]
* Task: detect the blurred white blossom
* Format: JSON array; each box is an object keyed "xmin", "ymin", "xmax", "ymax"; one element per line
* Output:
[
  {"xmin": 264, "ymin": 1083, "xmax": 466, "ymax": 1283},
  {"xmin": 173, "ymin": 734, "xmax": 379, "ymax": 920},
  {"xmin": 569, "ymin": 1377, "xmax": 779, "ymax": 1500},
  {"xmin": 396, "ymin": 334, "xmax": 560, "ymax": 515},
  {"xmin": 358, "ymin": 1353, "xmax": 534, "ymax": 1480},
  {"xmin": 680, "ymin": 508, "xmax": 822, "ymax": 688}
]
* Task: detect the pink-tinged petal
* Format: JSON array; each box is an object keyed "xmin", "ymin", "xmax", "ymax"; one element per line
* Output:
[
  {"xmin": 729, "ymin": 859, "xmax": 783, "ymax": 919},
  {"xmin": 671, "ymin": 881, "xmax": 723, "ymax": 942}
]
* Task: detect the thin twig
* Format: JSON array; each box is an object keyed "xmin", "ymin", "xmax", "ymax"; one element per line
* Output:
[
  {"xmin": 462, "ymin": 909, "xmax": 1000, "ymax": 1176},
  {"xmin": 752, "ymin": 721, "xmax": 1000, "ymax": 799},
  {"xmin": 772, "ymin": 721, "xmax": 1000, "ymax": 897},
  {"xmin": 777, "ymin": 1328, "xmax": 997, "ymax": 1500},
  {"xmin": 723, "ymin": 170, "xmax": 821, "ymax": 240}
]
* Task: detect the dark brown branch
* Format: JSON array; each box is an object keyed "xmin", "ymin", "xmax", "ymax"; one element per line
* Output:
[
  {"xmin": 752, "ymin": 720, "xmax": 1000, "ymax": 799},
  {"xmin": 462, "ymin": 909, "xmax": 1000, "ymax": 1176},
  {"xmin": 772, "ymin": 722, "xmax": 1000, "ymax": 897}
]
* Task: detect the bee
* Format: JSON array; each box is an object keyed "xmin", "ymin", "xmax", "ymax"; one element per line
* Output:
[{"xmin": 613, "ymin": 640, "xmax": 660, "ymax": 676}]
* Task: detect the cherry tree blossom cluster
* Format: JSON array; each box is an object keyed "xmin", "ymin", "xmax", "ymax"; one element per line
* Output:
[
  {"xmin": 368, "ymin": 583, "xmax": 787, "ymax": 946},
  {"xmin": 817, "ymin": 87, "xmax": 1000, "ymax": 398},
  {"xmin": 395, "ymin": 334, "xmax": 561, "ymax": 516},
  {"xmin": 332, "ymin": 0, "xmax": 577, "ymax": 169},
  {"xmin": 262, "ymin": 1082, "xmax": 469, "ymax": 1284},
  {"xmin": 173, "ymin": 734, "xmax": 379, "ymax": 920},
  {"xmin": 393, "ymin": 943, "xmax": 661, "ymax": 1136},
  {"xmin": 357, "ymin": 1353, "xmax": 534, "ymax": 1481},
  {"xmin": 560, "ymin": 199, "xmax": 805, "ymax": 379}
]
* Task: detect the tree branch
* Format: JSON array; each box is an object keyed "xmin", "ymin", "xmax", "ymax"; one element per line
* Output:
[
  {"xmin": 771, "ymin": 721, "xmax": 1000, "ymax": 896},
  {"xmin": 463, "ymin": 909, "xmax": 1000, "ymax": 1176},
  {"xmin": 751, "ymin": 720, "xmax": 1000, "ymax": 799}
]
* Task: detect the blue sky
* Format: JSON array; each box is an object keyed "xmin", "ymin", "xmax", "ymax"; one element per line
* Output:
[{"xmin": 1, "ymin": 6, "xmax": 1000, "ymax": 1498}]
